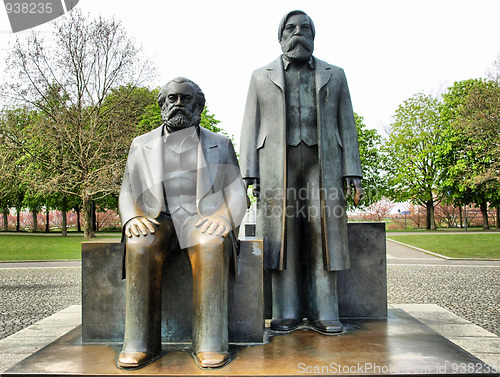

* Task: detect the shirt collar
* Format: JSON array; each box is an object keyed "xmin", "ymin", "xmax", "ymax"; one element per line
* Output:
[
  {"xmin": 282, "ymin": 55, "xmax": 314, "ymax": 71},
  {"xmin": 162, "ymin": 124, "xmax": 200, "ymax": 146}
]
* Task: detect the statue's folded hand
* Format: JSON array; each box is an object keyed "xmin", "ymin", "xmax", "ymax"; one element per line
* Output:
[
  {"xmin": 124, "ymin": 217, "xmax": 160, "ymax": 238},
  {"xmin": 195, "ymin": 216, "xmax": 231, "ymax": 237}
]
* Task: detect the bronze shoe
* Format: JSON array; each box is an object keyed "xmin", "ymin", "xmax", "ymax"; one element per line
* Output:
[
  {"xmin": 193, "ymin": 351, "xmax": 230, "ymax": 369},
  {"xmin": 270, "ymin": 318, "xmax": 300, "ymax": 332},
  {"xmin": 117, "ymin": 351, "xmax": 158, "ymax": 369},
  {"xmin": 311, "ymin": 319, "xmax": 343, "ymax": 334}
]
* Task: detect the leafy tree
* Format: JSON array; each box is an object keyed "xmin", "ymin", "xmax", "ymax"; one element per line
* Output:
[
  {"xmin": 353, "ymin": 113, "xmax": 387, "ymax": 208},
  {"xmin": 0, "ymin": 107, "xmax": 34, "ymax": 231},
  {"xmin": 102, "ymin": 84, "xmax": 159, "ymax": 137},
  {"xmin": 440, "ymin": 79, "xmax": 500, "ymax": 229},
  {"xmin": 383, "ymin": 93, "xmax": 444, "ymax": 230},
  {"xmin": 2, "ymin": 10, "xmax": 156, "ymax": 238}
]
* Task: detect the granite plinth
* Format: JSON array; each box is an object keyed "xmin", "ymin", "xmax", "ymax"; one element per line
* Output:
[
  {"xmin": 338, "ymin": 222, "xmax": 387, "ymax": 318},
  {"xmin": 3, "ymin": 309, "xmax": 497, "ymax": 376},
  {"xmin": 82, "ymin": 238, "xmax": 264, "ymax": 344},
  {"xmin": 263, "ymin": 222, "xmax": 388, "ymax": 319}
]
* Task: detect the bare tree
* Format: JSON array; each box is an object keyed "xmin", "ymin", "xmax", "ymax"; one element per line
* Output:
[
  {"xmin": 434, "ymin": 203, "xmax": 461, "ymax": 228},
  {"xmin": 2, "ymin": 10, "xmax": 156, "ymax": 238}
]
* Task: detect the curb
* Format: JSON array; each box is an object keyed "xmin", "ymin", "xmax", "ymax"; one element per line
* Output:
[{"xmin": 0, "ymin": 259, "xmax": 80, "ymax": 263}]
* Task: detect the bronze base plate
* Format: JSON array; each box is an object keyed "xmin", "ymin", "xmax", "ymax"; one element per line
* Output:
[{"xmin": 3, "ymin": 309, "xmax": 497, "ymax": 376}]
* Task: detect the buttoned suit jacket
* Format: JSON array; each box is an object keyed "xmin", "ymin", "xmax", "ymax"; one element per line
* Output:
[
  {"xmin": 119, "ymin": 125, "xmax": 247, "ymax": 273},
  {"xmin": 240, "ymin": 56, "xmax": 362, "ymax": 271}
]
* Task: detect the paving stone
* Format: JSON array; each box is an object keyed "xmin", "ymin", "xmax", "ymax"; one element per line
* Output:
[
  {"xmin": 387, "ymin": 265, "xmax": 500, "ymax": 337},
  {"xmin": 448, "ymin": 337, "xmax": 500, "ymax": 355},
  {"xmin": 425, "ymin": 324, "xmax": 498, "ymax": 338},
  {"xmin": 0, "ymin": 267, "xmax": 81, "ymax": 340}
]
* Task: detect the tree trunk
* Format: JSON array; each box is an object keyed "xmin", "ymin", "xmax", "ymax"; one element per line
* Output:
[
  {"xmin": 426, "ymin": 200, "xmax": 436, "ymax": 230},
  {"xmin": 45, "ymin": 208, "xmax": 50, "ymax": 232},
  {"xmin": 426, "ymin": 206, "xmax": 430, "ymax": 230},
  {"xmin": 82, "ymin": 194, "xmax": 96, "ymax": 239},
  {"xmin": 480, "ymin": 202, "xmax": 489, "ymax": 230},
  {"xmin": 75, "ymin": 206, "xmax": 81, "ymax": 232},
  {"xmin": 61, "ymin": 196, "xmax": 68, "ymax": 237},
  {"xmin": 91, "ymin": 200, "xmax": 97, "ymax": 232},
  {"xmin": 459, "ymin": 206, "xmax": 463, "ymax": 228},
  {"xmin": 496, "ymin": 206, "xmax": 499, "ymax": 230},
  {"xmin": 16, "ymin": 208, "xmax": 20, "ymax": 231},
  {"xmin": 32, "ymin": 208, "xmax": 38, "ymax": 232},
  {"xmin": 3, "ymin": 208, "xmax": 8, "ymax": 231}
]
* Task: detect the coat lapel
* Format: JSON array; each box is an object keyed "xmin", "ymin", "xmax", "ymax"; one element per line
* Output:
[
  {"xmin": 142, "ymin": 126, "xmax": 164, "ymax": 205},
  {"xmin": 196, "ymin": 127, "xmax": 220, "ymax": 204},
  {"xmin": 266, "ymin": 57, "xmax": 285, "ymax": 92},
  {"xmin": 314, "ymin": 57, "xmax": 332, "ymax": 92}
]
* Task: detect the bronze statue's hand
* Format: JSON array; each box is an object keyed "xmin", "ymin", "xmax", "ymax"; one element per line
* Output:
[
  {"xmin": 195, "ymin": 216, "xmax": 231, "ymax": 237},
  {"xmin": 252, "ymin": 183, "xmax": 260, "ymax": 199},
  {"xmin": 124, "ymin": 217, "xmax": 160, "ymax": 238},
  {"xmin": 345, "ymin": 177, "xmax": 363, "ymax": 207},
  {"xmin": 243, "ymin": 178, "xmax": 260, "ymax": 199}
]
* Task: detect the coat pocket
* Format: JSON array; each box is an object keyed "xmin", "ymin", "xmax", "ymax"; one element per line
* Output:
[
  {"xmin": 335, "ymin": 128, "xmax": 343, "ymax": 149},
  {"xmin": 257, "ymin": 134, "xmax": 267, "ymax": 150}
]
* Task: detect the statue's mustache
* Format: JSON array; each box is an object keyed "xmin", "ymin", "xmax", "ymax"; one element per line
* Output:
[
  {"xmin": 167, "ymin": 107, "xmax": 191, "ymax": 119},
  {"xmin": 284, "ymin": 36, "xmax": 313, "ymax": 52}
]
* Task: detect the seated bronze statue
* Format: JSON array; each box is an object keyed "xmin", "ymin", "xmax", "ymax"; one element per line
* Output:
[{"xmin": 117, "ymin": 77, "xmax": 246, "ymax": 369}]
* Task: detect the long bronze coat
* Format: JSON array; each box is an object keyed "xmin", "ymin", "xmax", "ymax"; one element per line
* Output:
[{"xmin": 240, "ymin": 56, "xmax": 362, "ymax": 271}]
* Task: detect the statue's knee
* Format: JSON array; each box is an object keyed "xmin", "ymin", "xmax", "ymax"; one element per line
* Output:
[
  {"xmin": 126, "ymin": 233, "xmax": 159, "ymax": 253},
  {"xmin": 194, "ymin": 233, "xmax": 227, "ymax": 249},
  {"xmin": 210, "ymin": 235, "xmax": 226, "ymax": 248}
]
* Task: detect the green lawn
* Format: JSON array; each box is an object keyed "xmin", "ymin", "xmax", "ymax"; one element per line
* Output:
[
  {"xmin": 1, "ymin": 233, "xmax": 498, "ymax": 261},
  {"xmin": 387, "ymin": 234, "xmax": 500, "ymax": 259},
  {"xmin": 0, "ymin": 235, "xmax": 120, "ymax": 261}
]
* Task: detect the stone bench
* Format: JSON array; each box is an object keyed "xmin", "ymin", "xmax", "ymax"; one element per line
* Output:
[{"xmin": 82, "ymin": 238, "xmax": 265, "ymax": 344}]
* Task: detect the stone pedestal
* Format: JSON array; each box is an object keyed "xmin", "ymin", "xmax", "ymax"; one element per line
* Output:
[
  {"xmin": 338, "ymin": 222, "xmax": 387, "ymax": 318},
  {"xmin": 263, "ymin": 222, "xmax": 387, "ymax": 319},
  {"xmin": 83, "ymin": 223, "xmax": 386, "ymax": 344}
]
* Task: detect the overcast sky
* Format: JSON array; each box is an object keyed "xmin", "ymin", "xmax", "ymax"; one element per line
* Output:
[{"xmin": 1, "ymin": 0, "xmax": 499, "ymax": 148}]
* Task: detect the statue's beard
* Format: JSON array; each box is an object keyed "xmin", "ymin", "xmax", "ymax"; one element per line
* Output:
[
  {"xmin": 163, "ymin": 108, "xmax": 200, "ymax": 131},
  {"xmin": 281, "ymin": 35, "xmax": 314, "ymax": 62}
]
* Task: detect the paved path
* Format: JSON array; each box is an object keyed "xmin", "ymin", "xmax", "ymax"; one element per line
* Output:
[
  {"xmin": 0, "ymin": 260, "xmax": 81, "ymax": 269},
  {"xmin": 385, "ymin": 239, "xmax": 500, "ymax": 338}
]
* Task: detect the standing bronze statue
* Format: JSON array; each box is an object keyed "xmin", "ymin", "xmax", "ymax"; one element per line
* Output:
[
  {"xmin": 118, "ymin": 77, "xmax": 246, "ymax": 369},
  {"xmin": 240, "ymin": 10, "xmax": 363, "ymax": 334}
]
